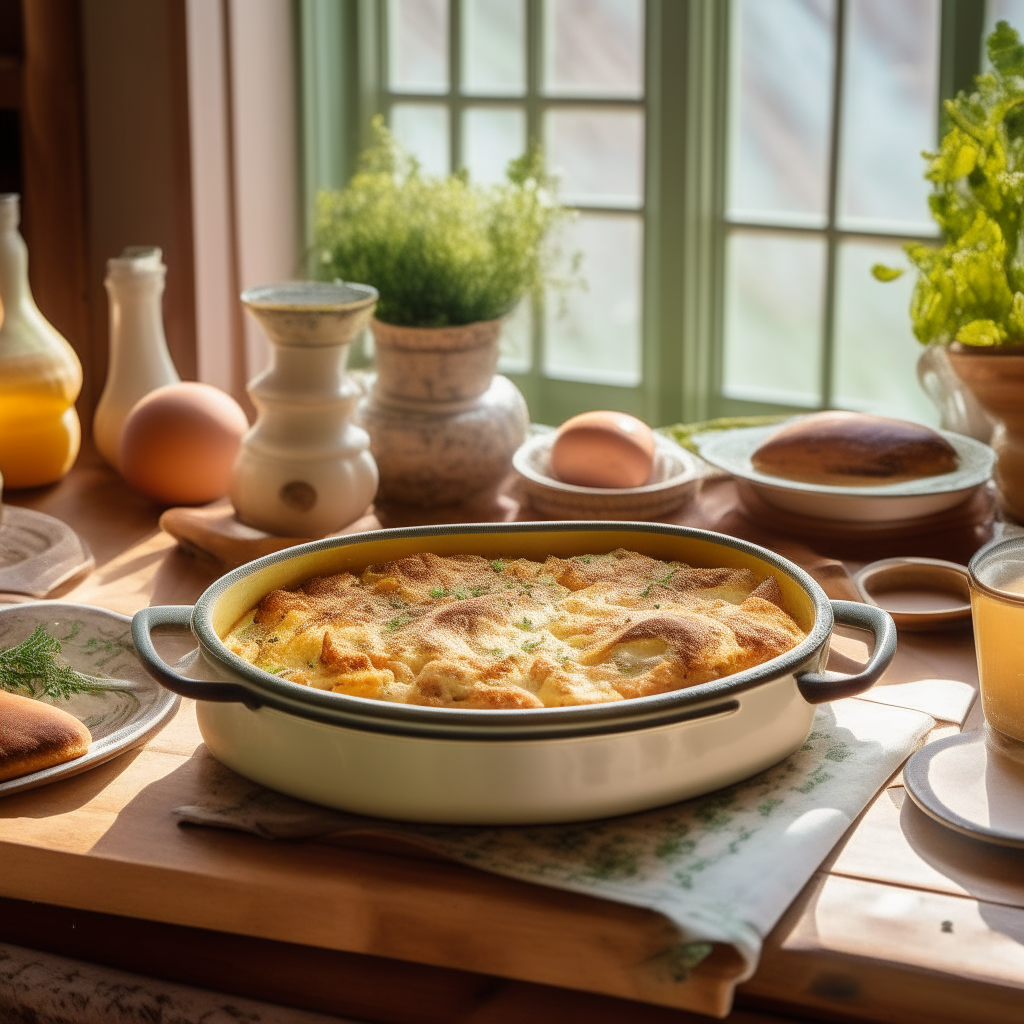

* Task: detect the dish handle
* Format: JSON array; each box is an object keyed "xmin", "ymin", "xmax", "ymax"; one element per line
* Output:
[
  {"xmin": 795, "ymin": 600, "xmax": 896, "ymax": 705},
  {"xmin": 132, "ymin": 605, "xmax": 261, "ymax": 709}
]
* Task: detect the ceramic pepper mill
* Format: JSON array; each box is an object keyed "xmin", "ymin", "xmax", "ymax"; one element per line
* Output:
[
  {"xmin": 93, "ymin": 246, "xmax": 180, "ymax": 468},
  {"xmin": 0, "ymin": 193, "xmax": 83, "ymax": 488},
  {"xmin": 231, "ymin": 282, "xmax": 380, "ymax": 537}
]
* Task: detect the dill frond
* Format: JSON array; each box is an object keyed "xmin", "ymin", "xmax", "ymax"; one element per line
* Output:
[{"xmin": 0, "ymin": 626, "xmax": 106, "ymax": 701}]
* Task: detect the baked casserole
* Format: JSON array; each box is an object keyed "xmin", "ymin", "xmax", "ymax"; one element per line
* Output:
[{"xmin": 225, "ymin": 549, "xmax": 806, "ymax": 710}]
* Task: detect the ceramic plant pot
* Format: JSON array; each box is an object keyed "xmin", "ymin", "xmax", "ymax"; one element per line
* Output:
[
  {"xmin": 357, "ymin": 317, "xmax": 529, "ymax": 506},
  {"xmin": 948, "ymin": 345, "xmax": 1024, "ymax": 521},
  {"xmin": 916, "ymin": 344, "xmax": 993, "ymax": 443},
  {"xmin": 231, "ymin": 282, "xmax": 380, "ymax": 537}
]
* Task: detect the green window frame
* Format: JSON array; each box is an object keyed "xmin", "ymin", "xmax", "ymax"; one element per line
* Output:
[{"xmin": 298, "ymin": 0, "xmax": 985, "ymax": 428}]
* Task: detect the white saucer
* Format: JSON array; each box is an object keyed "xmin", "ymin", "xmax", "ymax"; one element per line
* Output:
[
  {"xmin": 694, "ymin": 422, "xmax": 994, "ymax": 523},
  {"xmin": 513, "ymin": 431, "xmax": 702, "ymax": 520},
  {"xmin": 903, "ymin": 730, "xmax": 1024, "ymax": 849}
]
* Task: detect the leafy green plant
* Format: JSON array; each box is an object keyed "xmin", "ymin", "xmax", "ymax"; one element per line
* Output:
[
  {"xmin": 313, "ymin": 117, "xmax": 577, "ymax": 328},
  {"xmin": 873, "ymin": 22, "xmax": 1024, "ymax": 347},
  {"xmin": 0, "ymin": 626, "xmax": 105, "ymax": 701}
]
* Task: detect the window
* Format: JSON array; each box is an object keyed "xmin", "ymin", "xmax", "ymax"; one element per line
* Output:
[
  {"xmin": 299, "ymin": 0, "xmax": 987, "ymax": 427},
  {"xmin": 382, "ymin": 0, "xmax": 648, "ymax": 415},
  {"xmin": 722, "ymin": 0, "xmax": 942, "ymax": 424}
]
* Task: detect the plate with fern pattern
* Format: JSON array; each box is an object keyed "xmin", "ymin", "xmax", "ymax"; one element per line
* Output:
[{"xmin": 0, "ymin": 602, "xmax": 179, "ymax": 797}]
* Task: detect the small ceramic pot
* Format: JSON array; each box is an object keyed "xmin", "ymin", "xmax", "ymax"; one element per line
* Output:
[
  {"xmin": 358, "ymin": 317, "xmax": 529, "ymax": 506},
  {"xmin": 948, "ymin": 345, "xmax": 1024, "ymax": 522}
]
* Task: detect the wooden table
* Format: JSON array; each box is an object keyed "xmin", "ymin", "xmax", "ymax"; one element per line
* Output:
[{"xmin": 2, "ymin": 453, "xmax": 1024, "ymax": 1024}]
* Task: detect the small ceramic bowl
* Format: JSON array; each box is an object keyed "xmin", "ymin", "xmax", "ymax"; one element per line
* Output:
[
  {"xmin": 513, "ymin": 431, "xmax": 702, "ymax": 520},
  {"xmin": 854, "ymin": 557, "xmax": 972, "ymax": 632}
]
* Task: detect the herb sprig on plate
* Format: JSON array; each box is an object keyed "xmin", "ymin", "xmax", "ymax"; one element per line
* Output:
[{"xmin": 0, "ymin": 626, "xmax": 108, "ymax": 701}]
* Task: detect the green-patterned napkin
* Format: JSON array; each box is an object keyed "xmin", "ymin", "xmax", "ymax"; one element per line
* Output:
[{"xmin": 175, "ymin": 697, "xmax": 931, "ymax": 998}]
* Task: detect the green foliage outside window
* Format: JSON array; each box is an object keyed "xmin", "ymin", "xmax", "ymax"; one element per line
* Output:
[{"xmin": 874, "ymin": 22, "xmax": 1024, "ymax": 348}]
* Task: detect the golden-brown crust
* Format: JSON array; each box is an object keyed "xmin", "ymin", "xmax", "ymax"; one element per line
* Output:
[
  {"xmin": 224, "ymin": 549, "xmax": 807, "ymax": 710},
  {"xmin": 0, "ymin": 690, "xmax": 92, "ymax": 782},
  {"xmin": 751, "ymin": 412, "xmax": 959, "ymax": 486}
]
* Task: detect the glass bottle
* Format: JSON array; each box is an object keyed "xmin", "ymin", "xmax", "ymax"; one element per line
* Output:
[
  {"xmin": 93, "ymin": 246, "xmax": 179, "ymax": 468},
  {"xmin": 0, "ymin": 193, "xmax": 82, "ymax": 489}
]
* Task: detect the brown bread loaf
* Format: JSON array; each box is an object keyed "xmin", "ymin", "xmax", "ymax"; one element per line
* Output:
[
  {"xmin": 0, "ymin": 689, "xmax": 91, "ymax": 782},
  {"xmin": 751, "ymin": 412, "xmax": 959, "ymax": 486}
]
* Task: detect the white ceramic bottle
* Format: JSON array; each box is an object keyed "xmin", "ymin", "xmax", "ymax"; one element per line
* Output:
[
  {"xmin": 231, "ymin": 282, "xmax": 380, "ymax": 536},
  {"xmin": 93, "ymin": 246, "xmax": 180, "ymax": 468}
]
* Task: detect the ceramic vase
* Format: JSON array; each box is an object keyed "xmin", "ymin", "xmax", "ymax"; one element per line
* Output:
[
  {"xmin": 93, "ymin": 246, "xmax": 180, "ymax": 469},
  {"xmin": 0, "ymin": 193, "xmax": 82, "ymax": 489},
  {"xmin": 947, "ymin": 345, "xmax": 1024, "ymax": 521},
  {"xmin": 916, "ymin": 344, "xmax": 993, "ymax": 443},
  {"xmin": 357, "ymin": 317, "xmax": 529, "ymax": 506},
  {"xmin": 231, "ymin": 282, "xmax": 379, "ymax": 536}
]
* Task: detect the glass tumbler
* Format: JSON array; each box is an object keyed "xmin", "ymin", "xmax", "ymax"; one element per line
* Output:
[{"xmin": 968, "ymin": 536, "xmax": 1024, "ymax": 744}]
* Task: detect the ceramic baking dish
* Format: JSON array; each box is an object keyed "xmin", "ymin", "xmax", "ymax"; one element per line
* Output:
[{"xmin": 132, "ymin": 522, "xmax": 895, "ymax": 824}]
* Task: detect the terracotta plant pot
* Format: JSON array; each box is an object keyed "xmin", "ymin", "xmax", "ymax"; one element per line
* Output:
[
  {"xmin": 357, "ymin": 317, "xmax": 529, "ymax": 507},
  {"xmin": 948, "ymin": 344, "xmax": 1024, "ymax": 521}
]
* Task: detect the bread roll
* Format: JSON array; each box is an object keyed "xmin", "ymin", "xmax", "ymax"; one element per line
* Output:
[
  {"xmin": 751, "ymin": 412, "xmax": 959, "ymax": 486},
  {"xmin": 0, "ymin": 690, "xmax": 91, "ymax": 782}
]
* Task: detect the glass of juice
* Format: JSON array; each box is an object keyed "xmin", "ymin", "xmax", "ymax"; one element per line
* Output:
[{"xmin": 969, "ymin": 537, "xmax": 1024, "ymax": 745}]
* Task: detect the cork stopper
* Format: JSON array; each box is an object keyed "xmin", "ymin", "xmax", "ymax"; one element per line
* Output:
[{"xmin": 0, "ymin": 193, "xmax": 20, "ymax": 233}]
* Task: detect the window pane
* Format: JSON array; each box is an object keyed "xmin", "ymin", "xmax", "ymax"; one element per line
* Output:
[
  {"xmin": 832, "ymin": 240, "xmax": 936, "ymax": 423},
  {"xmin": 985, "ymin": 3, "xmax": 1024, "ymax": 52},
  {"xmin": 498, "ymin": 298, "xmax": 532, "ymax": 373},
  {"xmin": 543, "ymin": 0, "xmax": 644, "ymax": 98},
  {"xmin": 545, "ymin": 213, "xmax": 642, "ymax": 385},
  {"xmin": 723, "ymin": 231, "xmax": 825, "ymax": 406},
  {"xmin": 545, "ymin": 108, "xmax": 644, "ymax": 208},
  {"xmin": 837, "ymin": 0, "xmax": 939, "ymax": 234},
  {"xmin": 463, "ymin": 107, "xmax": 527, "ymax": 184},
  {"xmin": 391, "ymin": 104, "xmax": 450, "ymax": 177},
  {"xmin": 727, "ymin": 0, "xmax": 835, "ymax": 227},
  {"xmin": 462, "ymin": 0, "xmax": 526, "ymax": 95},
  {"xmin": 388, "ymin": 0, "xmax": 449, "ymax": 94}
]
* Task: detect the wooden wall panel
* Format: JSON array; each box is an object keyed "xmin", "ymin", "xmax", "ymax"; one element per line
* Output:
[
  {"xmin": 20, "ymin": 0, "xmax": 92, "ymax": 422},
  {"xmin": 79, "ymin": 0, "xmax": 197, "ymax": 420}
]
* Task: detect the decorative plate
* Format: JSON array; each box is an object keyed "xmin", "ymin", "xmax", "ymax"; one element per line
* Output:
[
  {"xmin": 0, "ymin": 602, "xmax": 179, "ymax": 797},
  {"xmin": 513, "ymin": 431, "xmax": 702, "ymax": 520},
  {"xmin": 694, "ymin": 422, "xmax": 994, "ymax": 523},
  {"xmin": 0, "ymin": 506, "xmax": 94, "ymax": 597}
]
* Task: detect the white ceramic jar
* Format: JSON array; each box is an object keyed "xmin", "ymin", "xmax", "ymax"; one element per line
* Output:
[
  {"xmin": 231, "ymin": 282, "xmax": 380, "ymax": 537},
  {"xmin": 93, "ymin": 247, "xmax": 180, "ymax": 468}
]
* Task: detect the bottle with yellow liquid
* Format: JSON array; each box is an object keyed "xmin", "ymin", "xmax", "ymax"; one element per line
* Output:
[{"xmin": 0, "ymin": 193, "xmax": 82, "ymax": 488}]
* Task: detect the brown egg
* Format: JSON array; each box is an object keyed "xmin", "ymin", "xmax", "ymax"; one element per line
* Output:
[
  {"xmin": 119, "ymin": 382, "xmax": 249, "ymax": 505},
  {"xmin": 550, "ymin": 411, "xmax": 656, "ymax": 488}
]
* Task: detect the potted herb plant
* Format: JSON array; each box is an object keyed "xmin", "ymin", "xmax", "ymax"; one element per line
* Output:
[
  {"xmin": 874, "ymin": 22, "xmax": 1024, "ymax": 519},
  {"xmin": 313, "ymin": 118, "xmax": 573, "ymax": 506}
]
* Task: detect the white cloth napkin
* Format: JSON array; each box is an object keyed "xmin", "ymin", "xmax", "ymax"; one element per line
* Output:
[{"xmin": 175, "ymin": 697, "xmax": 931, "ymax": 995}]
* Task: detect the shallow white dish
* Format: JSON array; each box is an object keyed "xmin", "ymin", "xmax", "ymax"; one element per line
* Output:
[
  {"xmin": 132, "ymin": 522, "xmax": 895, "ymax": 825},
  {"xmin": 694, "ymin": 422, "xmax": 994, "ymax": 523},
  {"xmin": 513, "ymin": 431, "xmax": 702, "ymax": 520},
  {"xmin": 0, "ymin": 602, "xmax": 179, "ymax": 797}
]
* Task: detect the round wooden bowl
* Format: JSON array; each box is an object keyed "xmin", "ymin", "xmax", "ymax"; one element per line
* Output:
[{"xmin": 854, "ymin": 557, "xmax": 972, "ymax": 632}]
